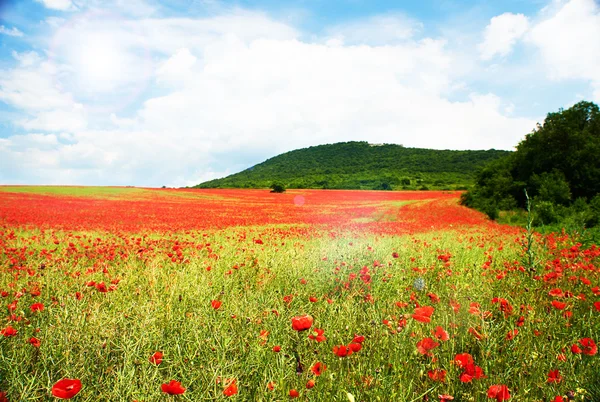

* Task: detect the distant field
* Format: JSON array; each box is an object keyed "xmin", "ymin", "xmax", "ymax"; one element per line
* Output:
[{"xmin": 0, "ymin": 186, "xmax": 598, "ymax": 401}]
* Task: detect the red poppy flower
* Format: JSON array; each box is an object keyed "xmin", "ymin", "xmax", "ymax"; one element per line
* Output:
[
  {"xmin": 311, "ymin": 362, "xmax": 326, "ymax": 376},
  {"xmin": 30, "ymin": 303, "xmax": 44, "ymax": 312},
  {"xmin": 548, "ymin": 288, "xmax": 563, "ymax": 297},
  {"xmin": 412, "ymin": 306, "xmax": 435, "ymax": 323},
  {"xmin": 95, "ymin": 282, "xmax": 108, "ymax": 293},
  {"xmin": 309, "ymin": 296, "xmax": 318, "ymax": 303},
  {"xmin": 547, "ymin": 369, "xmax": 562, "ymax": 383},
  {"xmin": 211, "ymin": 300, "xmax": 222, "ymax": 310},
  {"xmin": 333, "ymin": 345, "xmax": 352, "ymax": 357},
  {"xmin": 52, "ymin": 378, "xmax": 82, "ymax": 399},
  {"xmin": 289, "ymin": 389, "xmax": 299, "ymax": 398},
  {"xmin": 352, "ymin": 335, "xmax": 365, "ymax": 343},
  {"xmin": 1, "ymin": 326, "xmax": 17, "ymax": 337},
  {"xmin": 552, "ymin": 300, "xmax": 566, "ymax": 310},
  {"xmin": 454, "ymin": 353, "xmax": 473, "ymax": 368},
  {"xmin": 149, "ymin": 351, "xmax": 163, "ymax": 365},
  {"xmin": 460, "ymin": 364, "xmax": 486, "ymax": 382},
  {"xmin": 416, "ymin": 337, "xmax": 439, "ymax": 356},
  {"xmin": 571, "ymin": 344, "xmax": 582, "ymax": 354},
  {"xmin": 506, "ymin": 329, "xmax": 518, "ymax": 340},
  {"xmin": 594, "ymin": 301, "xmax": 600, "ymax": 312},
  {"xmin": 161, "ymin": 380, "xmax": 185, "ymax": 395},
  {"xmin": 433, "ymin": 326, "xmax": 449, "ymax": 341},
  {"xmin": 579, "ymin": 338, "xmax": 597, "ymax": 355},
  {"xmin": 428, "ymin": 369, "xmax": 446, "ymax": 382},
  {"xmin": 0, "ymin": 391, "xmax": 8, "ymax": 402},
  {"xmin": 306, "ymin": 379, "xmax": 315, "ymax": 389},
  {"xmin": 28, "ymin": 337, "xmax": 41, "ymax": 348},
  {"xmin": 267, "ymin": 382, "xmax": 275, "ymax": 391},
  {"xmin": 487, "ymin": 384, "xmax": 510, "ymax": 401},
  {"xmin": 439, "ymin": 395, "xmax": 454, "ymax": 402},
  {"xmin": 427, "ymin": 293, "xmax": 440, "ymax": 303},
  {"xmin": 552, "ymin": 397, "xmax": 565, "ymax": 402},
  {"xmin": 308, "ymin": 328, "xmax": 326, "ymax": 342},
  {"xmin": 349, "ymin": 342, "xmax": 362, "ymax": 353},
  {"xmin": 223, "ymin": 380, "xmax": 238, "ymax": 397},
  {"xmin": 291, "ymin": 315, "xmax": 313, "ymax": 331},
  {"xmin": 272, "ymin": 345, "xmax": 281, "ymax": 353}
]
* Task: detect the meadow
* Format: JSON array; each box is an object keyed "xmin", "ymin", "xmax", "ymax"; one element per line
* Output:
[{"xmin": 0, "ymin": 187, "xmax": 598, "ymax": 401}]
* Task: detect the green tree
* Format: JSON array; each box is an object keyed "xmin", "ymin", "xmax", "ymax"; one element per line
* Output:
[{"xmin": 269, "ymin": 183, "xmax": 286, "ymax": 193}]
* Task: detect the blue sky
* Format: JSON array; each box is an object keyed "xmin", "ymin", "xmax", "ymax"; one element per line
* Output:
[{"xmin": 1, "ymin": 0, "xmax": 599, "ymax": 187}]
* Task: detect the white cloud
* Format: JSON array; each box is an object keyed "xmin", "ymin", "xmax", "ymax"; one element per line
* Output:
[
  {"xmin": 325, "ymin": 14, "xmax": 423, "ymax": 45},
  {"xmin": 479, "ymin": 13, "xmax": 529, "ymax": 60},
  {"xmin": 526, "ymin": 0, "xmax": 600, "ymax": 101},
  {"xmin": 156, "ymin": 48, "xmax": 197, "ymax": 86},
  {"xmin": 1, "ymin": 9, "xmax": 539, "ymax": 186},
  {"xmin": 0, "ymin": 51, "xmax": 87, "ymax": 132},
  {"xmin": 36, "ymin": 0, "xmax": 75, "ymax": 11},
  {"xmin": 0, "ymin": 25, "xmax": 24, "ymax": 37}
]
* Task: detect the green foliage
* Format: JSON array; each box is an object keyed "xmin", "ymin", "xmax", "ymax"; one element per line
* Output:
[
  {"xmin": 463, "ymin": 101, "xmax": 600, "ymax": 227},
  {"xmin": 194, "ymin": 141, "xmax": 511, "ymax": 190},
  {"xmin": 269, "ymin": 183, "xmax": 286, "ymax": 193}
]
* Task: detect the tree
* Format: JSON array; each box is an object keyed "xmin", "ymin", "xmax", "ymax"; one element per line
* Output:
[
  {"xmin": 270, "ymin": 183, "xmax": 286, "ymax": 193},
  {"xmin": 462, "ymin": 101, "xmax": 600, "ymax": 224}
]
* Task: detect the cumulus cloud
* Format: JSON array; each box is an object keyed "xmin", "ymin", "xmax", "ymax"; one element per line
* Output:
[
  {"xmin": 325, "ymin": 14, "xmax": 423, "ymax": 45},
  {"xmin": 36, "ymin": 0, "xmax": 75, "ymax": 11},
  {"xmin": 1, "ymin": 6, "xmax": 541, "ymax": 186},
  {"xmin": 479, "ymin": 13, "xmax": 529, "ymax": 60},
  {"xmin": 0, "ymin": 25, "xmax": 23, "ymax": 37},
  {"xmin": 526, "ymin": 0, "xmax": 600, "ymax": 101}
]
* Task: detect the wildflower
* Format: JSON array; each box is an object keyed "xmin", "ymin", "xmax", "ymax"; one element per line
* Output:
[
  {"xmin": 333, "ymin": 345, "xmax": 352, "ymax": 357},
  {"xmin": 306, "ymin": 380, "xmax": 315, "ymax": 389},
  {"xmin": 289, "ymin": 389, "xmax": 299, "ymax": 398},
  {"xmin": 579, "ymin": 338, "xmax": 597, "ymax": 355},
  {"xmin": 291, "ymin": 315, "xmax": 313, "ymax": 331},
  {"xmin": 433, "ymin": 326, "xmax": 449, "ymax": 341},
  {"xmin": 149, "ymin": 351, "xmax": 163, "ymax": 365},
  {"xmin": 28, "ymin": 337, "xmax": 41, "ymax": 348},
  {"xmin": 311, "ymin": 362, "xmax": 326, "ymax": 376},
  {"xmin": 487, "ymin": 385, "xmax": 510, "ymax": 401},
  {"xmin": 52, "ymin": 379, "xmax": 82, "ymax": 399},
  {"xmin": 223, "ymin": 380, "xmax": 238, "ymax": 397},
  {"xmin": 1, "ymin": 325, "xmax": 17, "ymax": 337},
  {"xmin": 428, "ymin": 369, "xmax": 447, "ymax": 382},
  {"xmin": 416, "ymin": 337, "xmax": 439, "ymax": 356},
  {"xmin": 547, "ymin": 369, "xmax": 562, "ymax": 383},
  {"xmin": 272, "ymin": 345, "xmax": 281, "ymax": 353},
  {"xmin": 211, "ymin": 300, "xmax": 222, "ymax": 310},
  {"xmin": 349, "ymin": 342, "xmax": 362, "ymax": 353},
  {"xmin": 412, "ymin": 306, "xmax": 434, "ymax": 323},
  {"xmin": 161, "ymin": 380, "xmax": 185, "ymax": 395},
  {"xmin": 308, "ymin": 328, "xmax": 326, "ymax": 342},
  {"xmin": 30, "ymin": 303, "xmax": 44, "ymax": 312}
]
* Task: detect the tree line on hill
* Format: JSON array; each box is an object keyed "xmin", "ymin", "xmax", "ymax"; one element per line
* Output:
[
  {"xmin": 195, "ymin": 142, "xmax": 510, "ymax": 191},
  {"xmin": 461, "ymin": 101, "xmax": 600, "ymax": 230}
]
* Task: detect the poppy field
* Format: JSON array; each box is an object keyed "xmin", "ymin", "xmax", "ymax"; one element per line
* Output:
[{"xmin": 0, "ymin": 186, "xmax": 598, "ymax": 401}]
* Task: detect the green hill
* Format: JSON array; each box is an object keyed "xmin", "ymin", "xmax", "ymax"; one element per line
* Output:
[{"xmin": 195, "ymin": 141, "xmax": 511, "ymax": 190}]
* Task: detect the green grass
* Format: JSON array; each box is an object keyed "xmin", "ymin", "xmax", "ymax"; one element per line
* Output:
[{"xmin": 1, "ymin": 224, "xmax": 598, "ymax": 401}]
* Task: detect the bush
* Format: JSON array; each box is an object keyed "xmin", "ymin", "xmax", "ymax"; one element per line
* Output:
[{"xmin": 270, "ymin": 183, "xmax": 286, "ymax": 193}]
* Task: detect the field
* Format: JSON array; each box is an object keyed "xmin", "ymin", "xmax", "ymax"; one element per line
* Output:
[{"xmin": 0, "ymin": 186, "xmax": 598, "ymax": 401}]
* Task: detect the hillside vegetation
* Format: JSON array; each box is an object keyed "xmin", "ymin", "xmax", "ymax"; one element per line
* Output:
[
  {"xmin": 195, "ymin": 142, "xmax": 510, "ymax": 190},
  {"xmin": 461, "ymin": 101, "xmax": 600, "ymax": 232}
]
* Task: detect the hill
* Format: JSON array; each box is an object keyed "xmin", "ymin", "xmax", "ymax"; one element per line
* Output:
[{"xmin": 195, "ymin": 142, "xmax": 511, "ymax": 190}]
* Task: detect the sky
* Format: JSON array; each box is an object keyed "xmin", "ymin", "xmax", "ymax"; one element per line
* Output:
[{"xmin": 0, "ymin": 0, "xmax": 599, "ymax": 187}]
